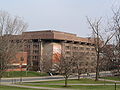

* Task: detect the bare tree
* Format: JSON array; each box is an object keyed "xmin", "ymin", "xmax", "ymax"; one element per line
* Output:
[
  {"xmin": 73, "ymin": 51, "xmax": 87, "ymax": 80},
  {"xmin": 42, "ymin": 43, "xmax": 53, "ymax": 73},
  {"xmin": 100, "ymin": 45, "xmax": 114, "ymax": 71},
  {"xmin": 58, "ymin": 54, "xmax": 74, "ymax": 87},
  {"xmin": 112, "ymin": 8, "xmax": 120, "ymax": 73},
  {"xmin": 42, "ymin": 54, "xmax": 52, "ymax": 73},
  {"xmin": 101, "ymin": 8, "xmax": 120, "ymax": 75},
  {"xmin": 0, "ymin": 10, "xmax": 28, "ymax": 83},
  {"xmin": 87, "ymin": 17, "xmax": 115, "ymax": 81}
]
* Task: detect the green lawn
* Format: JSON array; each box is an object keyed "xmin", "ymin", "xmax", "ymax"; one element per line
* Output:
[
  {"xmin": 100, "ymin": 76, "xmax": 120, "ymax": 81},
  {"xmin": 3, "ymin": 71, "xmax": 48, "ymax": 78},
  {"xmin": 0, "ymin": 85, "xmax": 43, "ymax": 90},
  {"xmin": 26, "ymin": 85, "xmax": 120, "ymax": 90},
  {"xmin": 23, "ymin": 79, "xmax": 120, "ymax": 90},
  {"xmin": 27, "ymin": 78, "xmax": 118, "ymax": 84}
]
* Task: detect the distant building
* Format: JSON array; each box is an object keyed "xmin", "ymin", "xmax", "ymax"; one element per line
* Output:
[
  {"xmin": 11, "ymin": 30, "xmax": 96, "ymax": 72},
  {"xmin": 102, "ymin": 44, "xmax": 120, "ymax": 71}
]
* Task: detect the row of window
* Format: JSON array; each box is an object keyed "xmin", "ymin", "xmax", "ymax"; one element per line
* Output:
[
  {"xmin": 25, "ymin": 44, "xmax": 39, "ymax": 48},
  {"xmin": 32, "ymin": 56, "xmax": 39, "ymax": 59},
  {"xmin": 28, "ymin": 56, "xmax": 39, "ymax": 60},
  {"xmin": 65, "ymin": 46, "xmax": 95, "ymax": 51},
  {"xmin": 33, "ymin": 50, "xmax": 39, "ymax": 54},
  {"xmin": 65, "ymin": 51, "xmax": 96, "ymax": 56}
]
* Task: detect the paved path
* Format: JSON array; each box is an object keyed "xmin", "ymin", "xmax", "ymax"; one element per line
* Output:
[
  {"xmin": 89, "ymin": 77, "xmax": 120, "ymax": 83},
  {"xmin": 1, "ymin": 75, "xmax": 64, "ymax": 83},
  {"xmin": 98, "ymin": 78, "xmax": 120, "ymax": 83},
  {"xmin": 1, "ymin": 83, "xmax": 74, "ymax": 90}
]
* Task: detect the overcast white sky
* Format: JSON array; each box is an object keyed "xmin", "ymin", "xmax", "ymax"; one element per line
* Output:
[{"xmin": 0, "ymin": 0, "xmax": 120, "ymax": 37}]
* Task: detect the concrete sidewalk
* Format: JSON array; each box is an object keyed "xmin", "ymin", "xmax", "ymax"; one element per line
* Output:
[
  {"xmin": 1, "ymin": 75, "xmax": 65, "ymax": 84},
  {"xmin": 2, "ymin": 75, "xmax": 63, "ymax": 80},
  {"xmin": 90, "ymin": 77, "xmax": 120, "ymax": 83},
  {"xmin": 1, "ymin": 83, "xmax": 74, "ymax": 90},
  {"xmin": 98, "ymin": 78, "xmax": 120, "ymax": 83}
]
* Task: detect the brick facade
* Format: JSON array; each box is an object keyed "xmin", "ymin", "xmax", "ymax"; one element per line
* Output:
[{"xmin": 7, "ymin": 52, "xmax": 28, "ymax": 71}]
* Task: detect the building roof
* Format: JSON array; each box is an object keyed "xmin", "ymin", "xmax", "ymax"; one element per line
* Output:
[
  {"xmin": 22, "ymin": 30, "xmax": 92, "ymax": 43},
  {"xmin": 11, "ymin": 30, "xmax": 95, "ymax": 44}
]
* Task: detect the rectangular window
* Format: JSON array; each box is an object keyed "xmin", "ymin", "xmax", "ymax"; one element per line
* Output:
[
  {"xmin": 66, "ymin": 46, "xmax": 70, "ymax": 49},
  {"xmin": 91, "ymin": 48, "xmax": 95, "ymax": 51},
  {"xmin": 79, "ymin": 47, "xmax": 84, "ymax": 50},
  {"xmin": 86, "ymin": 48, "xmax": 90, "ymax": 50},
  {"xmin": 33, "ymin": 45, "xmax": 39, "ymax": 48},
  {"xmin": 33, "ymin": 50, "xmax": 39, "ymax": 54}
]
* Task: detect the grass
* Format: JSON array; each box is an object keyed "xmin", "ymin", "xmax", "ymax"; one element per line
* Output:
[
  {"xmin": 25, "ymin": 85, "xmax": 120, "ymax": 90},
  {"xmin": 27, "ymin": 78, "xmax": 118, "ymax": 84},
  {"xmin": 23, "ymin": 79, "xmax": 120, "ymax": 90},
  {"xmin": 100, "ymin": 76, "xmax": 120, "ymax": 81},
  {"xmin": 2, "ymin": 71, "xmax": 48, "ymax": 78},
  {"xmin": 0, "ymin": 85, "xmax": 44, "ymax": 90}
]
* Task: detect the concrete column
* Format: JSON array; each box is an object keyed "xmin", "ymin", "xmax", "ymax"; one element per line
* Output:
[
  {"xmin": 29, "ymin": 40, "xmax": 33, "ymax": 68},
  {"xmin": 38, "ymin": 39, "xmax": 43, "ymax": 72},
  {"xmin": 70, "ymin": 41, "xmax": 74, "ymax": 56},
  {"xmin": 61, "ymin": 40, "xmax": 67, "ymax": 56}
]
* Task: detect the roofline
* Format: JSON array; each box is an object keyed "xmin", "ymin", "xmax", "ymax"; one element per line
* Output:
[{"xmin": 23, "ymin": 30, "xmax": 76, "ymax": 36}]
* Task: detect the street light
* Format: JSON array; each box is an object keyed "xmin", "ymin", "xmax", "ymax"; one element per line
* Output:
[{"xmin": 20, "ymin": 57, "xmax": 24, "ymax": 84}]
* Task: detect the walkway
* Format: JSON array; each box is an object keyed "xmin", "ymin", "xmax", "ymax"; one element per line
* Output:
[
  {"xmin": 98, "ymin": 78, "xmax": 120, "ymax": 83},
  {"xmin": 1, "ymin": 83, "xmax": 74, "ymax": 90}
]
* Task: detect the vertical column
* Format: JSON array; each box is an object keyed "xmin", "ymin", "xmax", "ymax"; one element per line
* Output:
[
  {"xmin": 70, "ymin": 41, "xmax": 74, "ymax": 56},
  {"xmin": 38, "ymin": 39, "xmax": 43, "ymax": 72},
  {"xmin": 29, "ymin": 40, "xmax": 33, "ymax": 69},
  {"xmin": 61, "ymin": 40, "xmax": 67, "ymax": 57}
]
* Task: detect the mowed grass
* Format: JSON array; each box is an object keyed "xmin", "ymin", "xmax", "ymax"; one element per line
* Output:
[
  {"xmin": 3, "ymin": 71, "xmax": 48, "ymax": 78},
  {"xmin": 27, "ymin": 85, "xmax": 120, "ymax": 90},
  {"xmin": 2, "ymin": 85, "xmax": 120, "ymax": 90},
  {"xmin": 24, "ymin": 79, "xmax": 120, "ymax": 90},
  {"xmin": 27, "ymin": 78, "xmax": 118, "ymax": 84},
  {"xmin": 100, "ymin": 76, "xmax": 120, "ymax": 81},
  {"xmin": 0, "ymin": 85, "xmax": 43, "ymax": 90}
]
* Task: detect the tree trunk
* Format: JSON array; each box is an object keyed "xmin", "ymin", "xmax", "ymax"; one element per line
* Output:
[
  {"xmin": 78, "ymin": 70, "xmax": 81, "ymax": 80},
  {"xmin": 78, "ymin": 74, "xmax": 80, "ymax": 80},
  {"xmin": 77, "ymin": 66, "xmax": 80, "ymax": 80},
  {"xmin": 0, "ymin": 77, "xmax": 1, "ymax": 85},
  {"xmin": 95, "ymin": 67, "xmax": 99, "ymax": 81},
  {"xmin": 26, "ymin": 70, "xmax": 28, "ymax": 76},
  {"xmin": 95, "ymin": 51, "xmax": 100, "ymax": 81},
  {"xmin": 65, "ymin": 76, "xmax": 68, "ymax": 87}
]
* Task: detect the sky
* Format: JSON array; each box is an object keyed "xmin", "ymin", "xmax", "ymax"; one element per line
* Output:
[{"xmin": 0, "ymin": 0, "xmax": 120, "ymax": 37}]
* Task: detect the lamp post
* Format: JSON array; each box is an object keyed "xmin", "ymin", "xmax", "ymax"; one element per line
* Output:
[{"xmin": 20, "ymin": 57, "xmax": 24, "ymax": 84}]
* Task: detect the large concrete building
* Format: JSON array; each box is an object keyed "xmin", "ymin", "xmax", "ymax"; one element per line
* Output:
[{"xmin": 12, "ymin": 30, "xmax": 96, "ymax": 72}]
